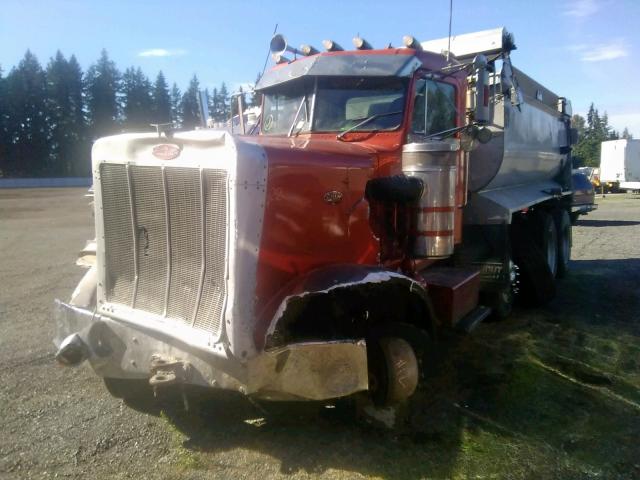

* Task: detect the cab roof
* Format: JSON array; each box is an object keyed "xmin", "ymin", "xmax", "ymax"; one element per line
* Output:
[{"xmin": 255, "ymin": 49, "xmax": 439, "ymax": 91}]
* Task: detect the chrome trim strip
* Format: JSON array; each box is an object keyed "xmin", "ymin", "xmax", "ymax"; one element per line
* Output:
[
  {"xmin": 192, "ymin": 167, "xmax": 206, "ymax": 326},
  {"xmin": 125, "ymin": 164, "xmax": 139, "ymax": 307},
  {"xmin": 161, "ymin": 166, "xmax": 171, "ymax": 317}
]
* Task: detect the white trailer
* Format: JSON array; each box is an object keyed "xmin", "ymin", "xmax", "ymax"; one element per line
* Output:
[{"xmin": 600, "ymin": 139, "xmax": 640, "ymax": 192}]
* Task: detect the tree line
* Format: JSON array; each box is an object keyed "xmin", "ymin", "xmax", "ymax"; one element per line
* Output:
[
  {"xmin": 0, "ymin": 48, "xmax": 634, "ymax": 177},
  {"xmin": 0, "ymin": 49, "xmax": 255, "ymax": 178},
  {"xmin": 571, "ymin": 103, "xmax": 633, "ymax": 168}
]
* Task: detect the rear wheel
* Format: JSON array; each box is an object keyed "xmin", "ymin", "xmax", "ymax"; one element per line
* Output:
[
  {"xmin": 554, "ymin": 209, "xmax": 572, "ymax": 278},
  {"xmin": 536, "ymin": 212, "xmax": 559, "ymax": 278},
  {"xmin": 511, "ymin": 218, "xmax": 556, "ymax": 306},
  {"xmin": 485, "ymin": 261, "xmax": 517, "ymax": 320}
]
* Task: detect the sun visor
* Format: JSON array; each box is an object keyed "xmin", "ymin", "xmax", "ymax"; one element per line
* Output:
[{"xmin": 256, "ymin": 53, "xmax": 422, "ymax": 91}]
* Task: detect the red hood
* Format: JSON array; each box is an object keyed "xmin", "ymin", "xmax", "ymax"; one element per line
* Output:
[
  {"xmin": 240, "ymin": 135, "xmax": 380, "ymax": 348},
  {"xmin": 241, "ymin": 135, "xmax": 377, "ymax": 170}
]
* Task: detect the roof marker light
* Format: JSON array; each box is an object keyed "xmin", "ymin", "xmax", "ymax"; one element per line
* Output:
[
  {"xmin": 352, "ymin": 36, "xmax": 373, "ymax": 50},
  {"xmin": 300, "ymin": 44, "xmax": 319, "ymax": 56},
  {"xmin": 272, "ymin": 53, "xmax": 291, "ymax": 64},
  {"xmin": 322, "ymin": 39, "xmax": 344, "ymax": 52},
  {"xmin": 402, "ymin": 35, "xmax": 423, "ymax": 50}
]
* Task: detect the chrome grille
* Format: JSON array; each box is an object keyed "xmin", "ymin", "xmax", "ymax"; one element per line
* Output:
[{"xmin": 99, "ymin": 163, "xmax": 229, "ymax": 338}]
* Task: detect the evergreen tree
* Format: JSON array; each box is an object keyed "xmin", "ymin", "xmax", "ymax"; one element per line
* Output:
[
  {"xmin": 122, "ymin": 67, "xmax": 153, "ymax": 131},
  {"xmin": 218, "ymin": 82, "xmax": 229, "ymax": 121},
  {"xmin": 622, "ymin": 127, "xmax": 633, "ymax": 140},
  {"xmin": 586, "ymin": 103, "xmax": 599, "ymax": 135},
  {"xmin": 170, "ymin": 82, "xmax": 182, "ymax": 127},
  {"xmin": 86, "ymin": 49, "xmax": 120, "ymax": 139},
  {"xmin": 5, "ymin": 50, "xmax": 49, "ymax": 176},
  {"xmin": 210, "ymin": 87, "xmax": 221, "ymax": 122},
  {"xmin": 46, "ymin": 51, "xmax": 87, "ymax": 175},
  {"xmin": 572, "ymin": 103, "xmax": 629, "ymax": 167},
  {"xmin": 67, "ymin": 55, "xmax": 90, "ymax": 175},
  {"xmin": 152, "ymin": 71, "xmax": 172, "ymax": 124},
  {"xmin": 180, "ymin": 75, "xmax": 200, "ymax": 129}
]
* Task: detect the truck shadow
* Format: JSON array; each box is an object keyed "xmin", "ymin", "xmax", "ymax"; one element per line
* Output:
[
  {"xmin": 157, "ymin": 333, "xmax": 515, "ymax": 479},
  {"xmin": 575, "ymin": 219, "xmax": 640, "ymax": 227},
  {"xmin": 152, "ymin": 257, "xmax": 640, "ymax": 479}
]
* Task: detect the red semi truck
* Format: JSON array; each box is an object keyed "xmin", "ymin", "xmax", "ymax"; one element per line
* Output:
[{"xmin": 55, "ymin": 28, "xmax": 575, "ymax": 409}]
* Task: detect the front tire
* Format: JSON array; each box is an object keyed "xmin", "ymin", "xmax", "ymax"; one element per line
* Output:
[{"xmin": 366, "ymin": 323, "xmax": 431, "ymax": 406}]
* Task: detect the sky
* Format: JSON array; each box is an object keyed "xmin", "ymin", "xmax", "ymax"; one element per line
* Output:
[{"xmin": 1, "ymin": 0, "xmax": 639, "ymax": 135}]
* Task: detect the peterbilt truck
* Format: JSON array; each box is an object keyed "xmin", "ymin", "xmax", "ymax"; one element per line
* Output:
[{"xmin": 54, "ymin": 28, "xmax": 575, "ymax": 409}]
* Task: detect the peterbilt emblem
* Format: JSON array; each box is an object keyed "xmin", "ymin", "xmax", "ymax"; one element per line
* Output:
[
  {"xmin": 323, "ymin": 190, "xmax": 343, "ymax": 204},
  {"xmin": 152, "ymin": 144, "xmax": 181, "ymax": 160}
]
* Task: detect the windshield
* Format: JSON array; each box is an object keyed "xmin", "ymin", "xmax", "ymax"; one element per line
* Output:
[
  {"xmin": 262, "ymin": 80, "xmax": 311, "ymax": 135},
  {"xmin": 261, "ymin": 77, "xmax": 408, "ymax": 135}
]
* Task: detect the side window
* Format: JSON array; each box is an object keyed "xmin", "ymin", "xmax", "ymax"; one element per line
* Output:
[{"xmin": 411, "ymin": 79, "xmax": 456, "ymax": 136}]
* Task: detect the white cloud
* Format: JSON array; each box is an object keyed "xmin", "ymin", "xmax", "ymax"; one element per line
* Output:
[
  {"xmin": 138, "ymin": 48, "xmax": 186, "ymax": 58},
  {"xmin": 581, "ymin": 42, "xmax": 629, "ymax": 62},
  {"xmin": 563, "ymin": 0, "xmax": 599, "ymax": 17}
]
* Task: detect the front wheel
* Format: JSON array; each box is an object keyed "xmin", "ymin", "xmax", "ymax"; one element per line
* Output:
[{"xmin": 366, "ymin": 323, "xmax": 432, "ymax": 406}]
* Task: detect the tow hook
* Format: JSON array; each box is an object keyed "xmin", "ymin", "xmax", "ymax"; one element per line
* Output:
[
  {"xmin": 55, "ymin": 333, "xmax": 89, "ymax": 366},
  {"xmin": 149, "ymin": 356, "xmax": 192, "ymax": 410}
]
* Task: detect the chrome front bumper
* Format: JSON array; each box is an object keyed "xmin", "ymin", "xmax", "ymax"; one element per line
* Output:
[{"xmin": 53, "ymin": 300, "xmax": 369, "ymax": 401}]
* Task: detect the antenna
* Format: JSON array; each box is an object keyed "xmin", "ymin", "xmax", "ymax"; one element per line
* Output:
[
  {"xmin": 447, "ymin": 0, "xmax": 453, "ymax": 62},
  {"xmin": 260, "ymin": 23, "xmax": 279, "ymax": 79}
]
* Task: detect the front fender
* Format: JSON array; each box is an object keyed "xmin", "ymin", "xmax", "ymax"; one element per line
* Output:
[{"xmin": 255, "ymin": 264, "xmax": 436, "ymax": 351}]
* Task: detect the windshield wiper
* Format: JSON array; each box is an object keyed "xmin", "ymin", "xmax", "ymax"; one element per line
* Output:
[
  {"xmin": 287, "ymin": 96, "xmax": 307, "ymax": 137},
  {"xmin": 336, "ymin": 110, "xmax": 402, "ymax": 141}
]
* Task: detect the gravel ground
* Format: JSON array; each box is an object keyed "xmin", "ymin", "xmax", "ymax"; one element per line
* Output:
[{"xmin": 0, "ymin": 188, "xmax": 638, "ymax": 479}]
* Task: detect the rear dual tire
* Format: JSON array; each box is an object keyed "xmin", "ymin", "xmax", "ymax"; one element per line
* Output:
[
  {"xmin": 554, "ymin": 209, "xmax": 571, "ymax": 278},
  {"xmin": 511, "ymin": 208, "xmax": 571, "ymax": 307}
]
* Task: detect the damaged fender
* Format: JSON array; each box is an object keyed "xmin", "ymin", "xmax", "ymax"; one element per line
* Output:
[{"xmin": 257, "ymin": 264, "xmax": 436, "ymax": 351}]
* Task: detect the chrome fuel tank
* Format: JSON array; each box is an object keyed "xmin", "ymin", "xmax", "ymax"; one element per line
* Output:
[{"xmin": 402, "ymin": 141, "xmax": 458, "ymax": 258}]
